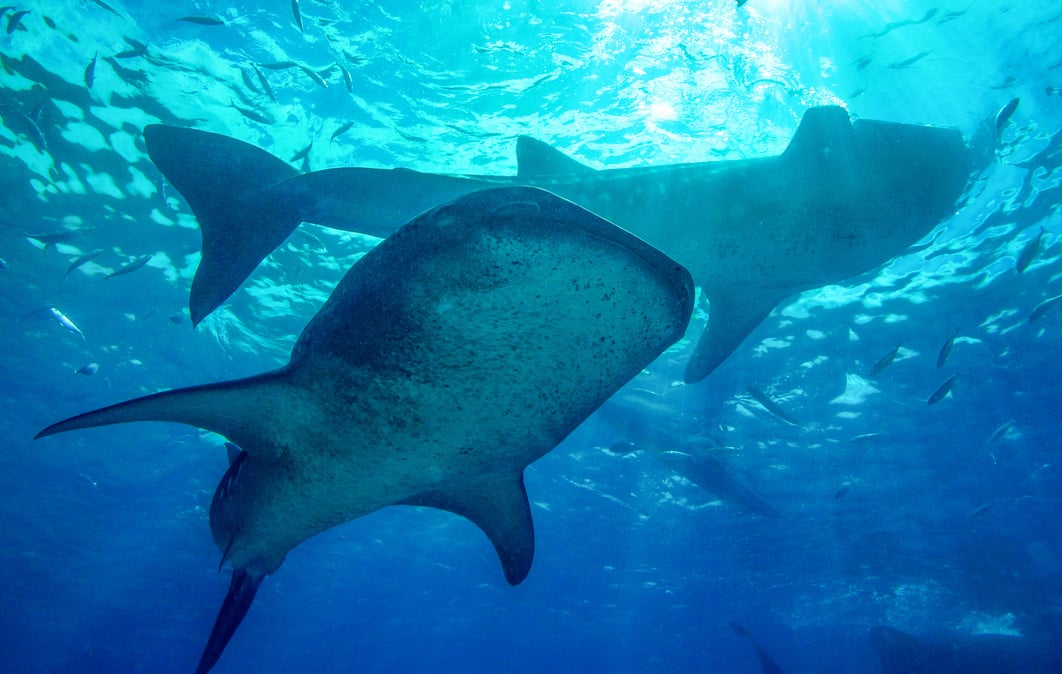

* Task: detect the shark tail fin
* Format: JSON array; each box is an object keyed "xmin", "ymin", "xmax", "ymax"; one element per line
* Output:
[
  {"xmin": 144, "ymin": 125, "xmax": 302, "ymax": 325},
  {"xmin": 35, "ymin": 371, "xmax": 291, "ymax": 461},
  {"xmin": 195, "ymin": 569, "xmax": 263, "ymax": 674},
  {"xmin": 515, "ymin": 136, "xmax": 595, "ymax": 178}
]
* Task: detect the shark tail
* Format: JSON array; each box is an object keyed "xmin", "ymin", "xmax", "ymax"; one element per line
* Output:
[
  {"xmin": 35, "ymin": 371, "xmax": 292, "ymax": 462},
  {"xmin": 144, "ymin": 125, "xmax": 303, "ymax": 325},
  {"xmin": 195, "ymin": 569, "xmax": 263, "ymax": 674}
]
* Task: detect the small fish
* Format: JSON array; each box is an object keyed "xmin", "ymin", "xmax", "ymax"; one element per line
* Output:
[
  {"xmin": 75, "ymin": 362, "xmax": 100, "ymax": 376},
  {"xmin": 936, "ymin": 330, "xmax": 958, "ymax": 369},
  {"xmin": 64, "ymin": 249, "xmax": 104, "ymax": 278},
  {"xmin": 106, "ymin": 254, "xmax": 154, "ymax": 278},
  {"xmin": 43, "ymin": 15, "xmax": 56, "ymax": 29},
  {"xmin": 289, "ymin": 141, "xmax": 313, "ymax": 164},
  {"xmin": 78, "ymin": 472, "xmax": 99, "ymax": 488},
  {"xmin": 239, "ymin": 66, "xmax": 260, "ymax": 94},
  {"xmin": 1029, "ymin": 294, "xmax": 1062, "ymax": 323},
  {"xmin": 849, "ymin": 432, "xmax": 882, "ymax": 444},
  {"xmin": 1015, "ymin": 226, "xmax": 1044, "ymax": 274},
  {"xmin": 834, "ymin": 482, "xmax": 851, "ymax": 499},
  {"xmin": 299, "ymin": 64, "xmax": 329, "ymax": 88},
  {"xmin": 85, "ymin": 52, "xmax": 98, "ymax": 89},
  {"xmin": 338, "ymin": 62, "xmax": 353, "ymax": 93},
  {"xmin": 49, "ymin": 306, "xmax": 86, "ymax": 340},
  {"xmin": 26, "ymin": 229, "xmax": 92, "ymax": 247},
  {"xmin": 142, "ymin": 307, "xmax": 159, "ymax": 321},
  {"xmin": 292, "ymin": 0, "xmax": 304, "ymax": 33},
  {"xmin": 994, "ymin": 98, "xmax": 1020, "ymax": 135},
  {"xmin": 178, "ymin": 16, "xmax": 225, "ymax": 26},
  {"xmin": 258, "ymin": 60, "xmax": 299, "ymax": 70},
  {"xmin": 251, "ymin": 64, "xmax": 275, "ymax": 101},
  {"xmin": 330, "ymin": 121, "xmax": 353, "ymax": 143},
  {"xmin": 12, "ymin": 108, "xmax": 47, "ymax": 151},
  {"xmin": 870, "ymin": 344, "xmax": 900, "ymax": 375},
  {"xmin": 746, "ymin": 386, "xmax": 799, "ymax": 426},
  {"xmin": 90, "ymin": 0, "xmax": 122, "ymax": 17},
  {"xmin": 987, "ymin": 419, "xmax": 1014, "ymax": 443},
  {"xmin": 168, "ymin": 313, "xmax": 184, "ymax": 324},
  {"xmin": 6, "ymin": 8, "xmax": 29, "ymax": 33},
  {"xmin": 927, "ymin": 374, "xmax": 957, "ymax": 405},
  {"xmin": 0, "ymin": 256, "xmax": 8, "ymax": 270},
  {"xmin": 889, "ymin": 50, "xmax": 931, "ymax": 70},
  {"xmin": 115, "ymin": 37, "xmax": 148, "ymax": 59},
  {"xmin": 230, "ymin": 101, "xmax": 272, "ymax": 125},
  {"xmin": 968, "ymin": 502, "xmax": 993, "ymax": 519}
]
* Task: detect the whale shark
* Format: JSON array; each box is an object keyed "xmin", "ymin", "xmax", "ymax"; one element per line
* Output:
[
  {"xmin": 35, "ymin": 187, "xmax": 694, "ymax": 673},
  {"xmin": 870, "ymin": 624, "xmax": 1062, "ymax": 673},
  {"xmin": 144, "ymin": 105, "xmax": 971, "ymax": 383}
]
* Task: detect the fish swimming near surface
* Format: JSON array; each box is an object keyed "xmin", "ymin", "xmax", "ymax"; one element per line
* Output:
[
  {"xmin": 35, "ymin": 186, "xmax": 694, "ymax": 674},
  {"xmin": 330, "ymin": 120, "xmax": 354, "ymax": 142},
  {"xmin": 746, "ymin": 386, "xmax": 798, "ymax": 426},
  {"xmin": 927, "ymin": 374, "xmax": 957, "ymax": 405},
  {"xmin": 251, "ymin": 63, "xmax": 275, "ymax": 101},
  {"xmin": 936, "ymin": 330, "xmax": 958, "ymax": 368},
  {"xmin": 75, "ymin": 362, "xmax": 99, "ymax": 376},
  {"xmin": 84, "ymin": 52, "xmax": 98, "ymax": 88},
  {"xmin": 995, "ymin": 97, "xmax": 1020, "ymax": 135},
  {"xmin": 729, "ymin": 621, "xmax": 786, "ymax": 674},
  {"xmin": 291, "ymin": 0, "xmax": 304, "ymax": 33},
  {"xmin": 871, "ymin": 343, "xmax": 900, "ymax": 375},
  {"xmin": 1015, "ymin": 226, "xmax": 1044, "ymax": 274},
  {"xmin": 64, "ymin": 249, "xmax": 105, "ymax": 278},
  {"xmin": 338, "ymin": 62, "xmax": 353, "ymax": 92},
  {"xmin": 178, "ymin": 16, "xmax": 225, "ymax": 26},
  {"xmin": 229, "ymin": 101, "xmax": 272, "ymax": 125},
  {"xmin": 5, "ymin": 8, "xmax": 29, "ymax": 33},
  {"xmin": 289, "ymin": 141, "xmax": 312, "ymax": 164},
  {"xmin": 143, "ymin": 106, "xmax": 971, "ymax": 383},
  {"xmin": 658, "ymin": 449, "xmax": 782, "ymax": 518},
  {"xmin": 25, "ymin": 228, "xmax": 94, "ymax": 248},
  {"xmin": 105, "ymin": 254, "xmax": 154, "ymax": 278},
  {"xmin": 1029, "ymin": 294, "xmax": 1062, "ymax": 323}
]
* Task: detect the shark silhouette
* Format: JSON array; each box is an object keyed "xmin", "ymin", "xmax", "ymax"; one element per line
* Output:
[
  {"xmin": 870, "ymin": 624, "xmax": 1062, "ymax": 673},
  {"xmin": 36, "ymin": 187, "xmax": 694, "ymax": 673},
  {"xmin": 145, "ymin": 106, "xmax": 970, "ymax": 383}
]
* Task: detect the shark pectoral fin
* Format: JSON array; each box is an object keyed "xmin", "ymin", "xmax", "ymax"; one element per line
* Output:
[
  {"xmin": 684, "ymin": 287, "xmax": 786, "ymax": 384},
  {"xmin": 399, "ymin": 472, "xmax": 534, "ymax": 585},
  {"xmin": 143, "ymin": 125, "xmax": 303, "ymax": 325},
  {"xmin": 34, "ymin": 370, "xmax": 291, "ymax": 462},
  {"xmin": 515, "ymin": 136, "xmax": 594, "ymax": 178},
  {"xmin": 195, "ymin": 568, "xmax": 264, "ymax": 674}
]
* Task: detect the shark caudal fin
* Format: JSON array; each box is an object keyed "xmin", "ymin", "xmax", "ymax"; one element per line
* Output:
[
  {"xmin": 144, "ymin": 125, "xmax": 303, "ymax": 325},
  {"xmin": 195, "ymin": 569, "xmax": 263, "ymax": 674}
]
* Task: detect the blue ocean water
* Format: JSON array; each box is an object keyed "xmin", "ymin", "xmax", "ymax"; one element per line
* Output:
[{"xmin": 3, "ymin": 1, "xmax": 1061, "ymax": 672}]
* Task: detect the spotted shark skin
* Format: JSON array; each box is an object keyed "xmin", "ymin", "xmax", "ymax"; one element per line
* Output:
[
  {"xmin": 36, "ymin": 186, "xmax": 693, "ymax": 673},
  {"xmin": 145, "ymin": 106, "xmax": 970, "ymax": 383}
]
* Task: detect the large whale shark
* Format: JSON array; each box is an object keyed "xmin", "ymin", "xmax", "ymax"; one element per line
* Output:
[
  {"xmin": 36, "ymin": 187, "xmax": 694, "ymax": 673},
  {"xmin": 144, "ymin": 105, "xmax": 971, "ymax": 383},
  {"xmin": 870, "ymin": 624, "xmax": 1062, "ymax": 673}
]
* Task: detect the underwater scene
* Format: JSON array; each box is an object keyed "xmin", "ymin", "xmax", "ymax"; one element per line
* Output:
[{"xmin": 3, "ymin": 1, "xmax": 1062, "ymax": 672}]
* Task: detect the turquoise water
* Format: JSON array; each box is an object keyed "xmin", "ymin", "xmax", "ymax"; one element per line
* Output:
[{"xmin": 3, "ymin": 1, "xmax": 1061, "ymax": 672}]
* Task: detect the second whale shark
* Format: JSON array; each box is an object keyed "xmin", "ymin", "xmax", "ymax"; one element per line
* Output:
[{"xmin": 145, "ymin": 105, "xmax": 972, "ymax": 383}]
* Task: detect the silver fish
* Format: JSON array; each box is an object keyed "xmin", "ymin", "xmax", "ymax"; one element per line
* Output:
[
  {"xmin": 49, "ymin": 306, "xmax": 85, "ymax": 340},
  {"xmin": 75, "ymin": 363, "xmax": 100, "ymax": 376},
  {"xmin": 1015, "ymin": 226, "xmax": 1044, "ymax": 274},
  {"xmin": 65, "ymin": 249, "xmax": 104, "ymax": 278},
  {"xmin": 1029, "ymin": 293, "xmax": 1062, "ymax": 323},
  {"xmin": 870, "ymin": 344, "xmax": 900, "ymax": 375},
  {"xmin": 927, "ymin": 374, "xmax": 957, "ymax": 405}
]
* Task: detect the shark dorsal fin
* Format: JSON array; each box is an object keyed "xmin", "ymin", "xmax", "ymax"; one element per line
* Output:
[
  {"xmin": 400, "ymin": 471, "xmax": 534, "ymax": 585},
  {"xmin": 781, "ymin": 105, "xmax": 856, "ymax": 167},
  {"xmin": 516, "ymin": 136, "xmax": 594, "ymax": 178}
]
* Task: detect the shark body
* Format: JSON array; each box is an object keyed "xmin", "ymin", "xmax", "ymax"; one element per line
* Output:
[
  {"xmin": 145, "ymin": 105, "xmax": 971, "ymax": 383},
  {"xmin": 36, "ymin": 187, "xmax": 693, "ymax": 673}
]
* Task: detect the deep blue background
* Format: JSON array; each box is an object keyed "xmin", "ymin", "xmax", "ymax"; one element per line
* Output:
[{"xmin": 2, "ymin": 1, "xmax": 1061, "ymax": 672}]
